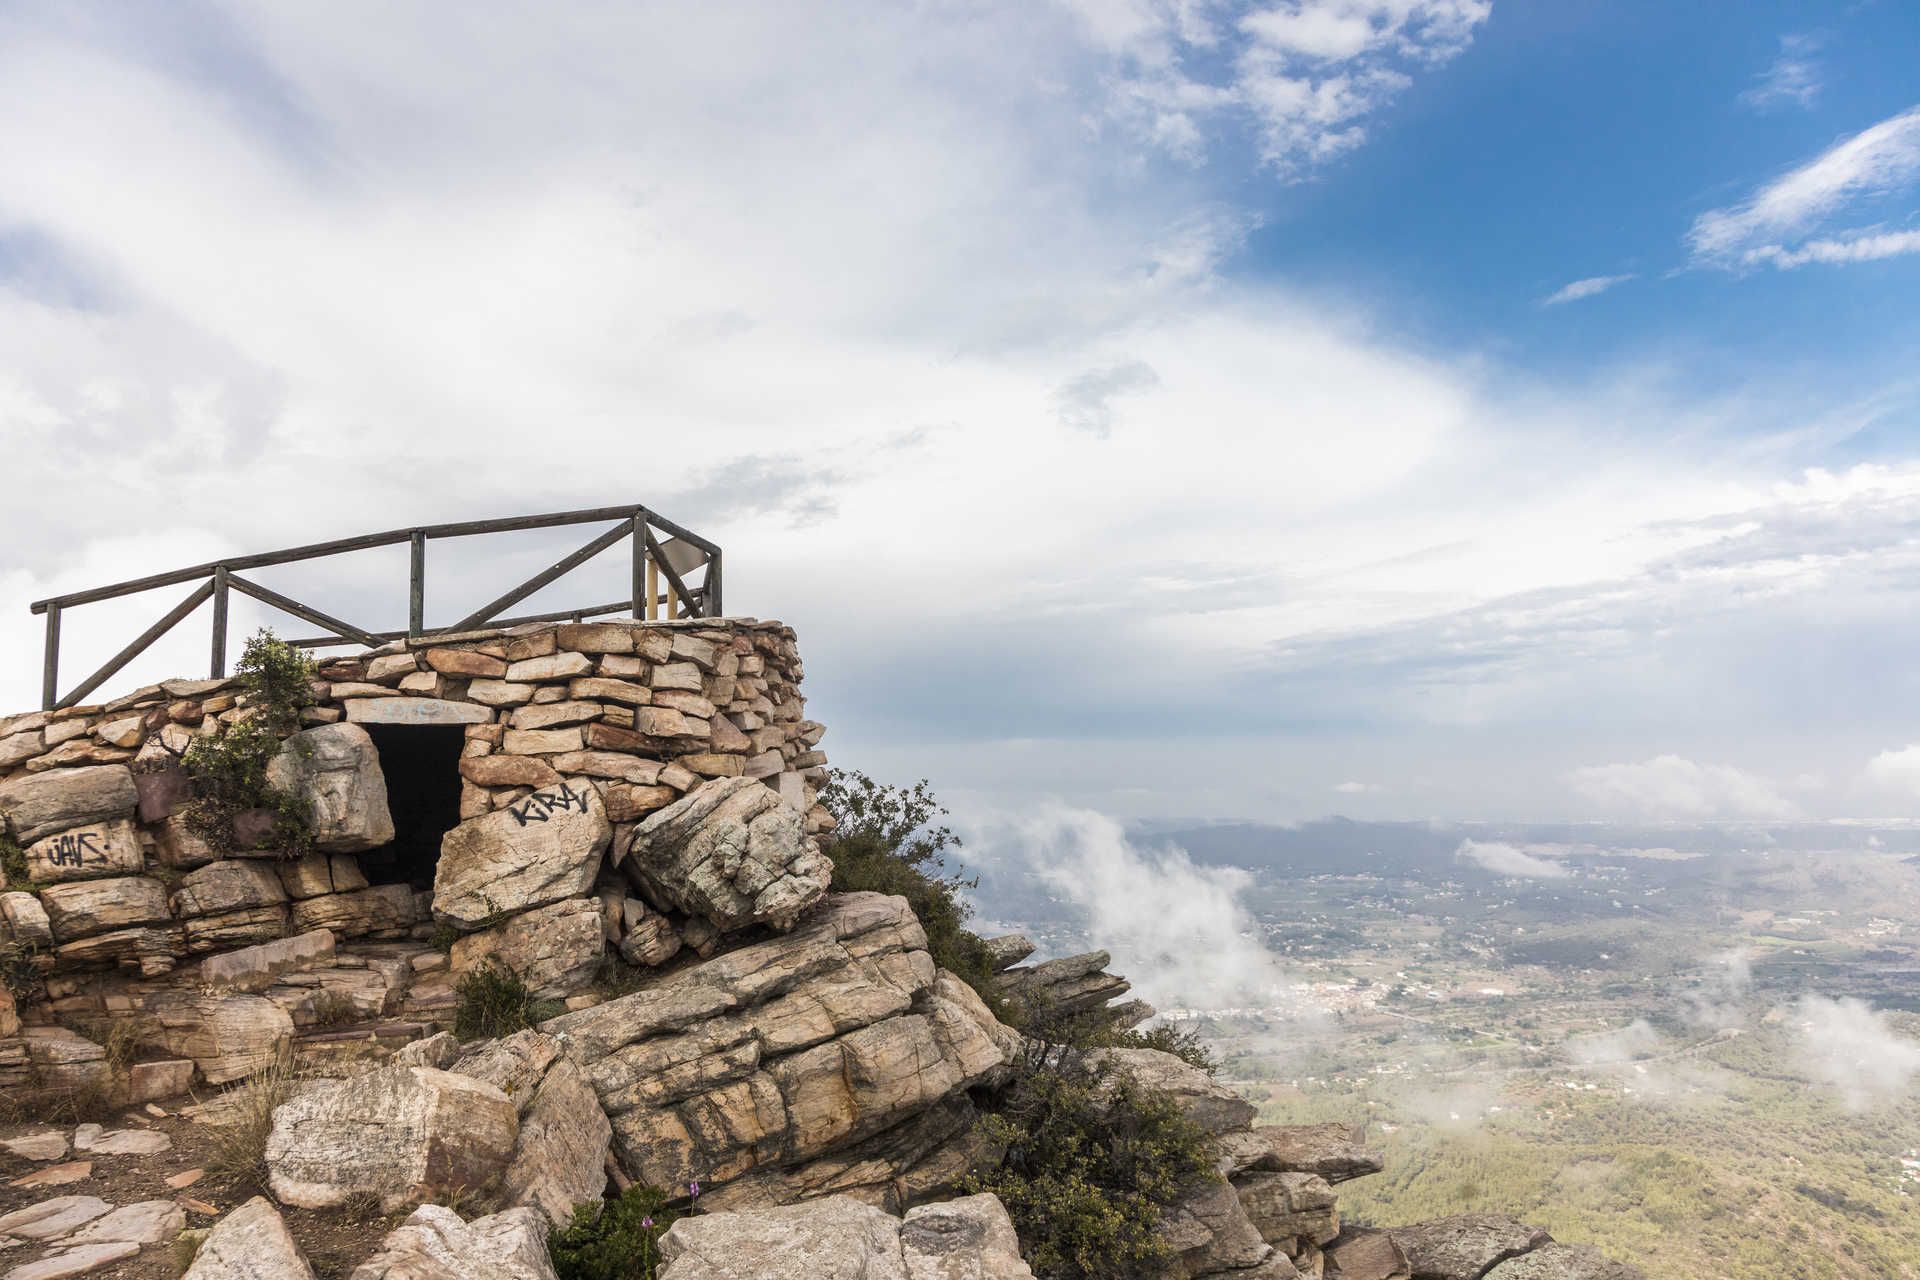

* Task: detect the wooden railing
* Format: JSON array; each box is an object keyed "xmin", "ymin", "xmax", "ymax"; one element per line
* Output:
[{"xmin": 29, "ymin": 504, "xmax": 721, "ymax": 710}]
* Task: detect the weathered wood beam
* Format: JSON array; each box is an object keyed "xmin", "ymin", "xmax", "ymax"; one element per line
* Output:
[
  {"xmin": 451, "ymin": 520, "xmax": 632, "ymax": 632},
  {"xmin": 57, "ymin": 579, "xmax": 216, "ymax": 709},
  {"xmin": 225, "ymin": 573, "xmax": 382, "ymax": 648}
]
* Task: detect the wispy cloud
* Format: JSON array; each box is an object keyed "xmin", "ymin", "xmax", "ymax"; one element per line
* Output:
[
  {"xmin": 1542, "ymin": 273, "xmax": 1634, "ymax": 305},
  {"xmin": 1064, "ymin": 0, "xmax": 1492, "ymax": 176},
  {"xmin": 1737, "ymin": 34, "xmax": 1822, "ymax": 113},
  {"xmin": 1689, "ymin": 105, "xmax": 1920, "ymax": 269},
  {"xmin": 1742, "ymin": 226, "xmax": 1920, "ymax": 269},
  {"xmin": 1793, "ymin": 996, "xmax": 1920, "ymax": 1111},
  {"xmin": 1566, "ymin": 755, "xmax": 1798, "ymax": 821},
  {"xmin": 1054, "ymin": 359, "xmax": 1161, "ymax": 436}
]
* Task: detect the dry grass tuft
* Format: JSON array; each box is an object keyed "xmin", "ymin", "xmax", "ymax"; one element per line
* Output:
[{"xmin": 203, "ymin": 1052, "xmax": 300, "ymax": 1193}]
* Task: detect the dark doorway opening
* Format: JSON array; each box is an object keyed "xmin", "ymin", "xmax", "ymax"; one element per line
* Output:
[{"xmin": 360, "ymin": 724, "xmax": 465, "ymax": 889}]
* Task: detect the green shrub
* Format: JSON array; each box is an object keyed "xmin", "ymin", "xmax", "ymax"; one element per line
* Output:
[
  {"xmin": 0, "ymin": 833, "xmax": 27, "ymax": 889},
  {"xmin": 453, "ymin": 963, "xmax": 564, "ymax": 1041},
  {"xmin": 818, "ymin": 770, "xmax": 1004, "ymax": 1013},
  {"xmin": 0, "ymin": 936, "xmax": 40, "ymax": 1005},
  {"xmin": 182, "ymin": 630, "xmax": 316, "ymax": 857},
  {"xmin": 965, "ymin": 1051, "xmax": 1219, "ymax": 1280},
  {"xmin": 549, "ymin": 1184, "xmax": 681, "ymax": 1280}
]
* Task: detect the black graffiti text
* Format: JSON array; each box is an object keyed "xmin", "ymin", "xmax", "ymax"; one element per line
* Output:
[
  {"xmin": 45, "ymin": 829, "xmax": 104, "ymax": 869},
  {"xmin": 507, "ymin": 782, "xmax": 591, "ymax": 827}
]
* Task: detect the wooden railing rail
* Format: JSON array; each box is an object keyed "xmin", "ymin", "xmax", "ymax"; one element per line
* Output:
[{"xmin": 28, "ymin": 504, "xmax": 721, "ymax": 710}]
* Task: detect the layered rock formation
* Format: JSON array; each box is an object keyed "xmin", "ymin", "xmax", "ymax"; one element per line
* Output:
[{"xmin": 0, "ymin": 615, "xmax": 1645, "ymax": 1280}]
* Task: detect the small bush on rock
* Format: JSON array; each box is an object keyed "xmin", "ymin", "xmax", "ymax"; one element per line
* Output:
[
  {"xmin": 819, "ymin": 769, "xmax": 1003, "ymax": 1010},
  {"xmin": 453, "ymin": 962, "xmax": 564, "ymax": 1041},
  {"xmin": 965, "ymin": 1049, "xmax": 1218, "ymax": 1280},
  {"xmin": 0, "ymin": 833, "xmax": 28, "ymax": 889},
  {"xmin": 182, "ymin": 630, "xmax": 316, "ymax": 857},
  {"xmin": 549, "ymin": 1184, "xmax": 682, "ymax": 1280},
  {"xmin": 1024, "ymin": 1006, "xmax": 1219, "ymax": 1075}
]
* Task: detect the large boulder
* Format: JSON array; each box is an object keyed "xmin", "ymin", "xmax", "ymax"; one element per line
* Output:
[
  {"xmin": 542, "ymin": 893, "xmax": 1011, "ymax": 1197},
  {"xmin": 182, "ymin": 1196, "xmax": 316, "ymax": 1279},
  {"xmin": 623, "ymin": 776, "xmax": 830, "ymax": 933},
  {"xmin": 1389, "ymin": 1215, "xmax": 1553, "ymax": 1280},
  {"xmin": 659, "ymin": 1195, "xmax": 907, "ymax": 1279},
  {"xmin": 266, "ymin": 723, "xmax": 396, "ymax": 853},
  {"xmin": 449, "ymin": 897, "xmax": 605, "ymax": 998},
  {"xmin": 1483, "ymin": 1244, "xmax": 1647, "ymax": 1280},
  {"xmin": 348, "ymin": 1204, "xmax": 559, "ymax": 1280},
  {"xmin": 898, "ymin": 1194, "xmax": 1036, "ymax": 1280},
  {"xmin": 659, "ymin": 1194, "xmax": 1034, "ymax": 1280},
  {"xmin": 266, "ymin": 1064, "xmax": 520, "ymax": 1212},
  {"xmin": 0, "ymin": 764, "xmax": 137, "ymax": 844},
  {"xmin": 433, "ymin": 780, "xmax": 609, "ymax": 927}
]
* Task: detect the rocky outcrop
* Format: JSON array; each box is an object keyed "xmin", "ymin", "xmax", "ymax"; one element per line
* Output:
[
  {"xmin": 995, "ymin": 948, "xmax": 1131, "ymax": 1021},
  {"xmin": 348, "ymin": 1204, "xmax": 559, "ymax": 1280},
  {"xmin": 447, "ymin": 1031, "xmax": 611, "ymax": 1226},
  {"xmin": 658, "ymin": 1193, "xmax": 1034, "ymax": 1280},
  {"xmin": 1483, "ymin": 1245, "xmax": 1649, "ymax": 1280},
  {"xmin": 542, "ymin": 892, "xmax": 1013, "ymax": 1203},
  {"xmin": 622, "ymin": 776, "xmax": 831, "ymax": 932},
  {"xmin": 265, "ymin": 723, "xmax": 395, "ymax": 853},
  {"xmin": 1388, "ymin": 1215, "xmax": 1555, "ymax": 1280},
  {"xmin": 1228, "ymin": 1123, "xmax": 1385, "ymax": 1185},
  {"xmin": 265, "ymin": 1063, "xmax": 520, "ymax": 1212},
  {"xmin": 1326, "ymin": 1228, "xmax": 1413, "ymax": 1280},
  {"xmin": 1091, "ymin": 1046, "xmax": 1258, "ymax": 1136}
]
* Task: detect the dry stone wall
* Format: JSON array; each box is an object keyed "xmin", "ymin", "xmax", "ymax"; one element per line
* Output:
[{"xmin": 0, "ymin": 617, "xmax": 829, "ymax": 1103}]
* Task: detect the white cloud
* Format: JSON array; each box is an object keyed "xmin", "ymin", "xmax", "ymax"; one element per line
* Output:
[
  {"xmin": 1061, "ymin": 0, "xmax": 1492, "ymax": 174},
  {"xmin": 1542, "ymin": 273, "xmax": 1633, "ymax": 305},
  {"xmin": 1742, "ymin": 226, "xmax": 1920, "ymax": 269},
  {"xmin": 1689, "ymin": 105, "xmax": 1920, "ymax": 268},
  {"xmin": 1863, "ymin": 744, "xmax": 1920, "ymax": 799},
  {"xmin": 1566, "ymin": 756, "xmax": 1798, "ymax": 821},
  {"xmin": 1792, "ymin": 996, "xmax": 1920, "ymax": 1111},
  {"xmin": 1455, "ymin": 838, "xmax": 1568, "ymax": 879},
  {"xmin": 1737, "ymin": 34, "xmax": 1822, "ymax": 113},
  {"xmin": 1333, "ymin": 779, "xmax": 1380, "ymax": 794},
  {"xmin": 970, "ymin": 806, "xmax": 1303, "ymax": 1013},
  {"xmin": 0, "ymin": 6, "xmax": 1915, "ymax": 822}
]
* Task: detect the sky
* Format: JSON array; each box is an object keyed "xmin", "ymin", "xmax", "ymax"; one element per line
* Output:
[{"xmin": 2, "ymin": 1, "xmax": 1919, "ymax": 827}]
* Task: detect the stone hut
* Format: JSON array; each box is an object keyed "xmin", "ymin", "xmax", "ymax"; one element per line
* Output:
[{"xmin": 0, "ymin": 618, "xmax": 831, "ymax": 1098}]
